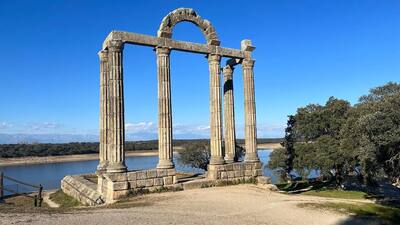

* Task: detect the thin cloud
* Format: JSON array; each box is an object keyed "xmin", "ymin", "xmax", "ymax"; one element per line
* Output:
[
  {"xmin": 125, "ymin": 122, "xmax": 156, "ymax": 133},
  {"xmin": 0, "ymin": 122, "xmax": 13, "ymax": 130}
]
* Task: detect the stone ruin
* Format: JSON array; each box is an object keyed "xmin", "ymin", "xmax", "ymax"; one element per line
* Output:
[{"xmin": 61, "ymin": 8, "xmax": 270, "ymax": 205}]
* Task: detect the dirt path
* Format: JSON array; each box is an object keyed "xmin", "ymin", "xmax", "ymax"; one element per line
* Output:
[
  {"xmin": 42, "ymin": 190, "xmax": 59, "ymax": 208},
  {"xmin": 0, "ymin": 184, "xmax": 380, "ymax": 225}
]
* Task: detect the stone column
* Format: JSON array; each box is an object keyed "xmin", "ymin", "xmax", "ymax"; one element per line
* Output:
[
  {"xmin": 97, "ymin": 50, "xmax": 109, "ymax": 173},
  {"xmin": 208, "ymin": 54, "xmax": 224, "ymax": 165},
  {"xmin": 106, "ymin": 40, "xmax": 127, "ymax": 173},
  {"xmin": 223, "ymin": 65, "xmax": 236, "ymax": 163},
  {"xmin": 242, "ymin": 58, "xmax": 259, "ymax": 162},
  {"xmin": 156, "ymin": 46, "xmax": 175, "ymax": 169}
]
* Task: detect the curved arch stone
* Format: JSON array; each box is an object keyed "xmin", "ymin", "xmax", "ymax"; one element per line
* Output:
[{"xmin": 157, "ymin": 8, "xmax": 220, "ymax": 46}]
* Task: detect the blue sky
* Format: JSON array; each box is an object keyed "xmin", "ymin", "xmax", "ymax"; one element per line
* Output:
[{"xmin": 0, "ymin": 0, "xmax": 399, "ymax": 142}]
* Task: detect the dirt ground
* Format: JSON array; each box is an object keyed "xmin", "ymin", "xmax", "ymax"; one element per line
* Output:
[{"xmin": 0, "ymin": 184, "xmax": 382, "ymax": 225}]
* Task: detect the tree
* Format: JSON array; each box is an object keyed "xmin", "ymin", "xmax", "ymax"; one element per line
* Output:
[
  {"xmin": 179, "ymin": 141, "xmax": 246, "ymax": 171},
  {"xmin": 178, "ymin": 142, "xmax": 210, "ymax": 171},
  {"xmin": 269, "ymin": 82, "xmax": 400, "ymax": 187},
  {"xmin": 281, "ymin": 115, "xmax": 296, "ymax": 181}
]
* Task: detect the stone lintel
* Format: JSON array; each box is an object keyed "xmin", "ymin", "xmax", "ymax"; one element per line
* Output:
[{"xmin": 102, "ymin": 31, "xmax": 245, "ymax": 59}]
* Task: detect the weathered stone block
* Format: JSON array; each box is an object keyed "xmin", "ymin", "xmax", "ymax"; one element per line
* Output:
[
  {"xmin": 245, "ymin": 163, "xmax": 253, "ymax": 170},
  {"xmin": 235, "ymin": 170, "xmax": 244, "ymax": 178},
  {"xmin": 136, "ymin": 171, "xmax": 147, "ymax": 180},
  {"xmin": 145, "ymin": 179, "xmax": 154, "ymax": 187},
  {"xmin": 244, "ymin": 170, "xmax": 252, "ymax": 176},
  {"xmin": 113, "ymin": 181, "xmax": 128, "ymax": 191},
  {"xmin": 127, "ymin": 172, "xmax": 137, "ymax": 181},
  {"xmin": 227, "ymin": 171, "xmax": 235, "ymax": 178},
  {"xmin": 220, "ymin": 171, "xmax": 228, "ymax": 179},
  {"xmin": 129, "ymin": 181, "xmax": 137, "ymax": 189},
  {"xmin": 163, "ymin": 176, "xmax": 173, "ymax": 185},
  {"xmin": 157, "ymin": 169, "xmax": 168, "ymax": 177},
  {"xmin": 173, "ymin": 175, "xmax": 178, "ymax": 184},
  {"xmin": 106, "ymin": 173, "xmax": 127, "ymax": 182},
  {"xmin": 112, "ymin": 190, "xmax": 129, "ymax": 200},
  {"xmin": 154, "ymin": 178, "xmax": 164, "ymax": 186},
  {"xmin": 136, "ymin": 179, "xmax": 146, "ymax": 188},
  {"xmin": 225, "ymin": 164, "xmax": 234, "ymax": 171},
  {"xmin": 233, "ymin": 163, "xmax": 241, "ymax": 171},
  {"xmin": 147, "ymin": 169, "xmax": 157, "ymax": 179},
  {"xmin": 208, "ymin": 164, "xmax": 223, "ymax": 171},
  {"xmin": 167, "ymin": 169, "xmax": 176, "ymax": 176},
  {"xmin": 207, "ymin": 170, "xmax": 218, "ymax": 180}
]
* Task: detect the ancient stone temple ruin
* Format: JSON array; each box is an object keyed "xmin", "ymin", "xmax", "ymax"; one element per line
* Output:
[{"xmin": 61, "ymin": 8, "xmax": 269, "ymax": 205}]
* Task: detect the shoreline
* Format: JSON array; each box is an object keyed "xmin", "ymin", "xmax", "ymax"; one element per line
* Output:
[{"xmin": 0, "ymin": 143, "xmax": 280, "ymax": 167}]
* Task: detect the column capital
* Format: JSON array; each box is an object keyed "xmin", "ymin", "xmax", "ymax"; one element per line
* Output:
[
  {"xmin": 207, "ymin": 54, "xmax": 221, "ymax": 63},
  {"xmin": 242, "ymin": 59, "xmax": 255, "ymax": 69},
  {"xmin": 155, "ymin": 46, "xmax": 171, "ymax": 56},
  {"xmin": 98, "ymin": 50, "xmax": 108, "ymax": 61},
  {"xmin": 108, "ymin": 40, "xmax": 124, "ymax": 52},
  {"xmin": 241, "ymin": 39, "xmax": 256, "ymax": 52}
]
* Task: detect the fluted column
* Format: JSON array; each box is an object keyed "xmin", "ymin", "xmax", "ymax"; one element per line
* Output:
[
  {"xmin": 106, "ymin": 40, "xmax": 127, "ymax": 173},
  {"xmin": 156, "ymin": 46, "xmax": 175, "ymax": 169},
  {"xmin": 97, "ymin": 50, "xmax": 109, "ymax": 173},
  {"xmin": 223, "ymin": 65, "xmax": 236, "ymax": 163},
  {"xmin": 242, "ymin": 58, "xmax": 259, "ymax": 162},
  {"xmin": 208, "ymin": 54, "xmax": 224, "ymax": 165}
]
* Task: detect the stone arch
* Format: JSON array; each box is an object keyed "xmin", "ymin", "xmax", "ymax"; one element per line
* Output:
[{"xmin": 157, "ymin": 8, "xmax": 220, "ymax": 46}]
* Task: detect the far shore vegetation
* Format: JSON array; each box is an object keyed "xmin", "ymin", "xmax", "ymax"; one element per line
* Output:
[{"xmin": 0, "ymin": 138, "xmax": 282, "ymax": 158}]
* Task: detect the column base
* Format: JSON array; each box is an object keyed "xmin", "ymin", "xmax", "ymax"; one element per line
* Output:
[
  {"xmin": 210, "ymin": 156, "xmax": 225, "ymax": 165},
  {"xmin": 224, "ymin": 155, "xmax": 235, "ymax": 164},
  {"xmin": 96, "ymin": 161, "xmax": 108, "ymax": 174},
  {"xmin": 157, "ymin": 159, "xmax": 175, "ymax": 169},
  {"xmin": 106, "ymin": 162, "xmax": 127, "ymax": 173},
  {"xmin": 244, "ymin": 152, "xmax": 260, "ymax": 163}
]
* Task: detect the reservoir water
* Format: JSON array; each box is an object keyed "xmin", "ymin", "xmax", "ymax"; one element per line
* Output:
[{"xmin": 0, "ymin": 149, "xmax": 276, "ymax": 195}]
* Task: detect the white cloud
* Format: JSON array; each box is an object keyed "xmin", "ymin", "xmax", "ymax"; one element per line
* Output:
[
  {"xmin": 24, "ymin": 122, "xmax": 62, "ymax": 132},
  {"xmin": 124, "ymin": 121, "xmax": 284, "ymax": 139},
  {"xmin": 0, "ymin": 122, "xmax": 13, "ymax": 130},
  {"xmin": 125, "ymin": 122, "xmax": 156, "ymax": 133}
]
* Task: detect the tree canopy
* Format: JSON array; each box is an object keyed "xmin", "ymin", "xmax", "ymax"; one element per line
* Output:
[{"xmin": 269, "ymin": 82, "xmax": 400, "ymax": 186}]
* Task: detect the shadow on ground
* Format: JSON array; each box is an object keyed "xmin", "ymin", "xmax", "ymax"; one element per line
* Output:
[{"xmin": 337, "ymin": 216, "xmax": 397, "ymax": 225}]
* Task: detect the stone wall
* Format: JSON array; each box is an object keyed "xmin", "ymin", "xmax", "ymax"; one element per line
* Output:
[
  {"xmin": 61, "ymin": 175, "xmax": 105, "ymax": 206},
  {"xmin": 100, "ymin": 168, "xmax": 177, "ymax": 203},
  {"xmin": 207, "ymin": 162, "xmax": 263, "ymax": 181},
  {"xmin": 62, "ymin": 162, "xmax": 267, "ymax": 205}
]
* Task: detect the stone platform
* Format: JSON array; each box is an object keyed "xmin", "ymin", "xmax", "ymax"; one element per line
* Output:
[
  {"xmin": 61, "ymin": 161, "xmax": 269, "ymax": 205},
  {"xmin": 206, "ymin": 161, "xmax": 263, "ymax": 180}
]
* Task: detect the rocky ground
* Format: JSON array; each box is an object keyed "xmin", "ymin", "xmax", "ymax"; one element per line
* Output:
[{"xmin": 0, "ymin": 184, "xmax": 384, "ymax": 225}]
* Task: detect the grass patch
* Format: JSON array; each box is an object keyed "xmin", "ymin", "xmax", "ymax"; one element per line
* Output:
[
  {"xmin": 49, "ymin": 190, "xmax": 81, "ymax": 208},
  {"xmin": 0, "ymin": 195, "xmax": 51, "ymax": 213},
  {"xmin": 302, "ymin": 189, "xmax": 368, "ymax": 199},
  {"xmin": 276, "ymin": 181, "xmax": 311, "ymax": 191},
  {"xmin": 301, "ymin": 202, "xmax": 400, "ymax": 224}
]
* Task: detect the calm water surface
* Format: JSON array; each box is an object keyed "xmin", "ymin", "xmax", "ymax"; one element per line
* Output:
[{"xmin": 0, "ymin": 149, "xmax": 277, "ymax": 194}]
